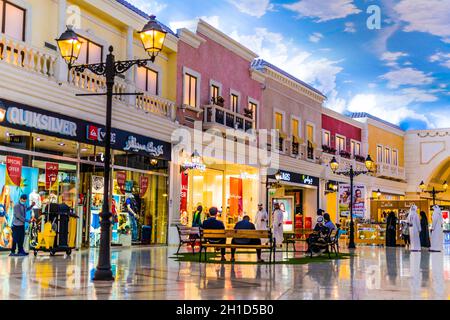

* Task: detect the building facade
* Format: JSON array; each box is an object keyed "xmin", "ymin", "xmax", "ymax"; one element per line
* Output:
[{"xmin": 0, "ymin": 0, "xmax": 179, "ymax": 249}]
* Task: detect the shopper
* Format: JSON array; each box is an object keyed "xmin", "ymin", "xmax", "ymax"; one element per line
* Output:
[
  {"xmin": 272, "ymin": 203, "xmax": 284, "ymax": 248},
  {"xmin": 192, "ymin": 205, "xmax": 203, "ymax": 228},
  {"xmin": 430, "ymin": 205, "xmax": 444, "ymax": 252},
  {"xmin": 255, "ymin": 204, "xmax": 268, "ymax": 231},
  {"xmin": 306, "ymin": 216, "xmax": 329, "ymax": 255},
  {"xmin": 419, "ymin": 211, "xmax": 430, "ymax": 248},
  {"xmin": 230, "ymin": 215, "xmax": 264, "ymax": 263},
  {"xmin": 407, "ymin": 204, "xmax": 421, "ymax": 252},
  {"xmin": 400, "ymin": 216, "xmax": 410, "ymax": 250},
  {"xmin": 10, "ymin": 194, "xmax": 35, "ymax": 257},
  {"xmin": 201, "ymin": 207, "xmax": 226, "ymax": 261},
  {"xmin": 323, "ymin": 213, "xmax": 336, "ymax": 231},
  {"xmin": 385, "ymin": 211, "xmax": 397, "ymax": 247}
]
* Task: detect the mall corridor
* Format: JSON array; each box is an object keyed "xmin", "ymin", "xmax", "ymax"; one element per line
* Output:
[{"xmin": 0, "ymin": 245, "xmax": 448, "ymax": 300}]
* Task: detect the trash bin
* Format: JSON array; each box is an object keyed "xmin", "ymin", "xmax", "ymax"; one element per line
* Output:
[{"xmin": 141, "ymin": 225, "xmax": 151, "ymax": 244}]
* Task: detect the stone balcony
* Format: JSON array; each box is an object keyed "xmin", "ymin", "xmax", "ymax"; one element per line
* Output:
[
  {"xmin": 376, "ymin": 163, "xmax": 406, "ymax": 181},
  {"xmin": 202, "ymin": 104, "xmax": 254, "ymax": 133},
  {"xmin": 321, "ymin": 151, "xmax": 368, "ymax": 172},
  {"xmin": 0, "ymin": 34, "xmax": 176, "ymax": 122}
]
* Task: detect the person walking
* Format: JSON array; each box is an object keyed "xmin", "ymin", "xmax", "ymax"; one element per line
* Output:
[
  {"xmin": 430, "ymin": 205, "xmax": 443, "ymax": 252},
  {"xmin": 385, "ymin": 211, "xmax": 397, "ymax": 247},
  {"xmin": 400, "ymin": 215, "xmax": 410, "ymax": 250},
  {"xmin": 419, "ymin": 211, "xmax": 430, "ymax": 248},
  {"xmin": 272, "ymin": 203, "xmax": 284, "ymax": 248},
  {"xmin": 255, "ymin": 204, "xmax": 268, "ymax": 231},
  {"xmin": 10, "ymin": 194, "xmax": 35, "ymax": 257}
]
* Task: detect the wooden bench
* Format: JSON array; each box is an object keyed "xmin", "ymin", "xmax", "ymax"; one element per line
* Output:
[
  {"xmin": 176, "ymin": 225, "xmax": 200, "ymax": 254},
  {"xmin": 309, "ymin": 228, "xmax": 341, "ymax": 258},
  {"xmin": 199, "ymin": 229, "xmax": 276, "ymax": 263},
  {"xmin": 284, "ymin": 228, "xmax": 314, "ymax": 252}
]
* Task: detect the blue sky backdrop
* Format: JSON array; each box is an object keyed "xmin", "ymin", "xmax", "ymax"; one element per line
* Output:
[{"xmin": 128, "ymin": 0, "xmax": 450, "ymax": 130}]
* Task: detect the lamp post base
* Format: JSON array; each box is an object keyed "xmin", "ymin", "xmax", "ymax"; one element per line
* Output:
[
  {"xmin": 93, "ymin": 268, "xmax": 114, "ymax": 281},
  {"xmin": 348, "ymin": 242, "xmax": 356, "ymax": 249}
]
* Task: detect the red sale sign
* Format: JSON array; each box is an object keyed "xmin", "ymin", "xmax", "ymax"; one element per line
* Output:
[
  {"xmin": 180, "ymin": 171, "xmax": 188, "ymax": 212},
  {"xmin": 140, "ymin": 176, "xmax": 149, "ymax": 197},
  {"xmin": 45, "ymin": 162, "xmax": 59, "ymax": 190},
  {"xmin": 116, "ymin": 171, "xmax": 126, "ymax": 195},
  {"xmin": 5, "ymin": 156, "xmax": 22, "ymax": 187}
]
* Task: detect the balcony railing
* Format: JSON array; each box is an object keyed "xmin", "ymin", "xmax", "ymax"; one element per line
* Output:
[
  {"xmin": 321, "ymin": 152, "xmax": 368, "ymax": 172},
  {"xmin": 0, "ymin": 33, "xmax": 57, "ymax": 78},
  {"xmin": 0, "ymin": 34, "xmax": 176, "ymax": 121},
  {"xmin": 376, "ymin": 163, "xmax": 405, "ymax": 180},
  {"xmin": 203, "ymin": 104, "xmax": 254, "ymax": 132}
]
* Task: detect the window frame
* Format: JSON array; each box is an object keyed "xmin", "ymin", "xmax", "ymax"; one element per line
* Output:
[
  {"xmin": 335, "ymin": 134, "xmax": 346, "ymax": 152},
  {"xmin": 384, "ymin": 147, "xmax": 391, "ymax": 164},
  {"xmin": 322, "ymin": 129, "xmax": 331, "ymax": 147},
  {"xmin": 209, "ymin": 79, "xmax": 222, "ymax": 103},
  {"xmin": 376, "ymin": 144, "xmax": 383, "ymax": 163},
  {"xmin": 1, "ymin": 0, "xmax": 27, "ymax": 42},
  {"xmin": 182, "ymin": 67, "xmax": 201, "ymax": 108},
  {"xmin": 230, "ymin": 89, "xmax": 241, "ymax": 113},
  {"xmin": 306, "ymin": 122, "xmax": 316, "ymax": 144},
  {"xmin": 76, "ymin": 34, "xmax": 104, "ymax": 64},
  {"xmin": 136, "ymin": 66, "xmax": 159, "ymax": 95},
  {"xmin": 392, "ymin": 149, "xmax": 398, "ymax": 166},
  {"xmin": 351, "ymin": 139, "xmax": 361, "ymax": 156},
  {"xmin": 248, "ymin": 97, "xmax": 259, "ymax": 129}
]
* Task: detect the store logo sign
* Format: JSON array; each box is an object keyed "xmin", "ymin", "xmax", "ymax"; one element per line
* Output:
[
  {"xmin": 123, "ymin": 136, "xmax": 164, "ymax": 157},
  {"xmin": 280, "ymin": 172, "xmax": 291, "ymax": 182},
  {"xmin": 6, "ymin": 107, "xmax": 77, "ymax": 137},
  {"xmin": 87, "ymin": 125, "xmax": 116, "ymax": 144},
  {"xmin": 302, "ymin": 175, "xmax": 314, "ymax": 185}
]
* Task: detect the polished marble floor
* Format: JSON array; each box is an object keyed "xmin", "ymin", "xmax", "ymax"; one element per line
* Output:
[{"xmin": 0, "ymin": 244, "xmax": 449, "ymax": 300}]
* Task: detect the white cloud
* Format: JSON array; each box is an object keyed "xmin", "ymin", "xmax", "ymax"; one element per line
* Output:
[
  {"xmin": 381, "ymin": 51, "xmax": 408, "ymax": 62},
  {"xmin": 230, "ymin": 28, "xmax": 343, "ymax": 96},
  {"xmin": 380, "ymin": 67, "xmax": 434, "ymax": 89},
  {"xmin": 283, "ymin": 0, "xmax": 361, "ymax": 22},
  {"xmin": 429, "ymin": 52, "xmax": 450, "ymax": 69},
  {"xmin": 227, "ymin": 0, "xmax": 273, "ymax": 18},
  {"xmin": 344, "ymin": 22, "xmax": 356, "ymax": 33},
  {"xmin": 128, "ymin": 0, "xmax": 167, "ymax": 15},
  {"xmin": 347, "ymin": 90, "xmax": 437, "ymax": 127},
  {"xmin": 309, "ymin": 32, "xmax": 323, "ymax": 43},
  {"xmin": 395, "ymin": 0, "xmax": 450, "ymax": 43},
  {"xmin": 169, "ymin": 16, "xmax": 220, "ymax": 32}
]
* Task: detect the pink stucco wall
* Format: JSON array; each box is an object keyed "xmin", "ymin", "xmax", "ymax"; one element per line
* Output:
[
  {"xmin": 322, "ymin": 114, "xmax": 362, "ymax": 151},
  {"xmin": 176, "ymin": 31, "xmax": 262, "ymax": 126}
]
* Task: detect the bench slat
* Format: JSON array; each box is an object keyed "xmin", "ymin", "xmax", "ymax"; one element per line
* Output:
[
  {"xmin": 202, "ymin": 229, "xmax": 271, "ymax": 239},
  {"xmin": 202, "ymin": 244, "xmax": 272, "ymax": 249}
]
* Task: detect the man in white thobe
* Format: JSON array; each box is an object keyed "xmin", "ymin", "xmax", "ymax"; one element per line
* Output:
[
  {"xmin": 255, "ymin": 204, "xmax": 269, "ymax": 230},
  {"xmin": 430, "ymin": 205, "xmax": 443, "ymax": 252},
  {"xmin": 407, "ymin": 204, "xmax": 422, "ymax": 252},
  {"xmin": 272, "ymin": 203, "xmax": 284, "ymax": 248}
]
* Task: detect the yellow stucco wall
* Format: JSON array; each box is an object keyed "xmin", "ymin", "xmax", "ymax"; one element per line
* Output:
[
  {"xmin": 24, "ymin": 0, "xmax": 177, "ymax": 103},
  {"xmin": 368, "ymin": 124, "xmax": 405, "ymax": 167}
]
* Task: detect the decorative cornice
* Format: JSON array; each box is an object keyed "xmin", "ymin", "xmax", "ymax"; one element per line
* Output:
[
  {"xmin": 263, "ymin": 67, "xmax": 326, "ymax": 104},
  {"xmin": 197, "ymin": 20, "xmax": 258, "ymax": 62},
  {"xmin": 364, "ymin": 118, "xmax": 405, "ymax": 137},
  {"xmin": 250, "ymin": 69, "xmax": 266, "ymax": 84},
  {"xmin": 178, "ymin": 28, "xmax": 206, "ymax": 49},
  {"xmin": 417, "ymin": 130, "xmax": 450, "ymax": 138}
]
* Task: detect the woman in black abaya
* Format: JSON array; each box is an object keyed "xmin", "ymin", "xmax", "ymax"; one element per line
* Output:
[{"xmin": 385, "ymin": 211, "xmax": 397, "ymax": 247}]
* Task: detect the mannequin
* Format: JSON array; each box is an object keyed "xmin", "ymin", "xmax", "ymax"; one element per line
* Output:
[
  {"xmin": 125, "ymin": 193, "xmax": 139, "ymax": 242},
  {"xmin": 29, "ymin": 189, "xmax": 41, "ymax": 218}
]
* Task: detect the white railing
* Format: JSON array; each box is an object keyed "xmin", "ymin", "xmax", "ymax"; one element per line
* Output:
[
  {"xmin": 0, "ymin": 34, "xmax": 57, "ymax": 78},
  {"xmin": 321, "ymin": 152, "xmax": 368, "ymax": 171},
  {"xmin": 376, "ymin": 163, "xmax": 405, "ymax": 180},
  {"xmin": 136, "ymin": 92, "xmax": 176, "ymax": 120},
  {"xmin": 203, "ymin": 104, "xmax": 254, "ymax": 132}
]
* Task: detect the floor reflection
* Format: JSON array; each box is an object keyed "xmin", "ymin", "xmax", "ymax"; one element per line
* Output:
[{"xmin": 0, "ymin": 245, "xmax": 448, "ymax": 300}]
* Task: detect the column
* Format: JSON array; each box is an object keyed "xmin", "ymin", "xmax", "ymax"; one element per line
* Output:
[
  {"xmin": 168, "ymin": 162, "xmax": 182, "ymax": 245},
  {"xmin": 125, "ymin": 27, "xmax": 136, "ymax": 107},
  {"xmin": 56, "ymin": 0, "xmax": 68, "ymax": 83}
]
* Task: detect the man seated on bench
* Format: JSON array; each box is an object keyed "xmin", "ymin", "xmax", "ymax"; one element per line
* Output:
[
  {"xmin": 201, "ymin": 207, "xmax": 226, "ymax": 262},
  {"xmin": 306, "ymin": 216, "xmax": 330, "ymax": 255},
  {"xmin": 230, "ymin": 215, "xmax": 264, "ymax": 263}
]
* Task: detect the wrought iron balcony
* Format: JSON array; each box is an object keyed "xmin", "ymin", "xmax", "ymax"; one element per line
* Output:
[{"xmin": 203, "ymin": 104, "xmax": 254, "ymax": 132}]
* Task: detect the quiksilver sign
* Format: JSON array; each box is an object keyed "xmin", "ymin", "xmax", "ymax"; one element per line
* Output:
[{"xmin": 6, "ymin": 107, "xmax": 77, "ymax": 137}]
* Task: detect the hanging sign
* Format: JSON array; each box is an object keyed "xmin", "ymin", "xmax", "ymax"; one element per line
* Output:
[
  {"xmin": 45, "ymin": 162, "xmax": 59, "ymax": 190},
  {"xmin": 140, "ymin": 176, "xmax": 149, "ymax": 197},
  {"xmin": 339, "ymin": 184, "xmax": 366, "ymax": 218},
  {"xmin": 116, "ymin": 171, "xmax": 127, "ymax": 195},
  {"xmin": 180, "ymin": 171, "xmax": 188, "ymax": 213},
  {"xmin": 5, "ymin": 156, "xmax": 23, "ymax": 187}
]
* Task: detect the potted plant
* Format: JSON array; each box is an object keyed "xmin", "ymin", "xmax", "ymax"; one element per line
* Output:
[
  {"xmin": 354, "ymin": 154, "xmax": 365, "ymax": 162},
  {"xmin": 339, "ymin": 150, "xmax": 351, "ymax": 159},
  {"xmin": 212, "ymin": 95, "xmax": 225, "ymax": 107},
  {"xmin": 244, "ymin": 108, "xmax": 253, "ymax": 118}
]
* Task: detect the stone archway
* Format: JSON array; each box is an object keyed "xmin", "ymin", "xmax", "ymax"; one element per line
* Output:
[{"xmin": 405, "ymin": 129, "xmax": 450, "ymax": 200}]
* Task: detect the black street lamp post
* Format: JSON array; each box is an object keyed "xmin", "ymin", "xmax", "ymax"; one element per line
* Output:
[
  {"xmin": 56, "ymin": 16, "xmax": 167, "ymax": 281},
  {"xmin": 419, "ymin": 181, "xmax": 448, "ymax": 206},
  {"xmin": 329, "ymin": 155, "xmax": 374, "ymax": 249}
]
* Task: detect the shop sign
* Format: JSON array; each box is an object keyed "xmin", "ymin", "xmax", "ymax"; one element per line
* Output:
[
  {"xmin": 270, "ymin": 170, "xmax": 319, "ymax": 187},
  {"xmin": 5, "ymin": 106, "xmax": 77, "ymax": 137},
  {"xmin": 180, "ymin": 172, "xmax": 188, "ymax": 213},
  {"xmin": 45, "ymin": 162, "xmax": 59, "ymax": 190},
  {"xmin": 123, "ymin": 136, "xmax": 164, "ymax": 157},
  {"xmin": 91, "ymin": 176, "xmax": 104, "ymax": 194},
  {"xmin": 139, "ymin": 176, "xmax": 149, "ymax": 197},
  {"xmin": 86, "ymin": 125, "xmax": 116, "ymax": 144},
  {"xmin": 116, "ymin": 171, "xmax": 127, "ymax": 195},
  {"xmin": 5, "ymin": 156, "xmax": 22, "ymax": 187}
]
